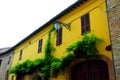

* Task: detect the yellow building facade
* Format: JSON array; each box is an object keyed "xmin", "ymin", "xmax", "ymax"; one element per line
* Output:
[{"xmin": 9, "ymin": 0, "xmax": 115, "ymax": 80}]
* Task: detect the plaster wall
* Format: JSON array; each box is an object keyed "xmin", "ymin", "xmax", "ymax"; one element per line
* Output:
[{"xmin": 0, "ymin": 51, "xmax": 14, "ymax": 80}]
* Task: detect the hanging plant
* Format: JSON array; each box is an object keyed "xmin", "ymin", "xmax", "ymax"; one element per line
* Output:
[
  {"xmin": 50, "ymin": 57, "xmax": 62, "ymax": 77},
  {"xmin": 37, "ymin": 26, "xmax": 56, "ymax": 80},
  {"xmin": 60, "ymin": 54, "xmax": 77, "ymax": 71},
  {"xmin": 66, "ymin": 32, "xmax": 102, "ymax": 58},
  {"xmin": 10, "ymin": 60, "xmax": 34, "ymax": 75}
]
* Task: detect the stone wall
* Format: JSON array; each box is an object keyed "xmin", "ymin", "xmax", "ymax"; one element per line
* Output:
[{"xmin": 106, "ymin": 0, "xmax": 120, "ymax": 80}]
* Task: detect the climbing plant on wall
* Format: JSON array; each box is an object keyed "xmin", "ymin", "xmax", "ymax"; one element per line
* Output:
[
  {"xmin": 66, "ymin": 32, "xmax": 102, "ymax": 58},
  {"xmin": 10, "ymin": 31, "xmax": 102, "ymax": 80},
  {"xmin": 10, "ymin": 26, "xmax": 57, "ymax": 80}
]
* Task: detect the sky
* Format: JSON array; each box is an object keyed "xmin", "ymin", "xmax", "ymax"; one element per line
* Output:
[{"xmin": 0, "ymin": 0, "xmax": 77, "ymax": 48}]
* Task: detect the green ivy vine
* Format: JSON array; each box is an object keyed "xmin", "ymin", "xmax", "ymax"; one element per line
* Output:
[
  {"xmin": 10, "ymin": 31, "xmax": 102, "ymax": 80},
  {"xmin": 66, "ymin": 32, "xmax": 102, "ymax": 58}
]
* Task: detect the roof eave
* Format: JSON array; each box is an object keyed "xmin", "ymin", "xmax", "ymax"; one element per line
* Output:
[{"xmin": 2, "ymin": 0, "xmax": 87, "ymax": 55}]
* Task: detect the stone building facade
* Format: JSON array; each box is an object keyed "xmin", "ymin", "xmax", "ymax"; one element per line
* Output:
[
  {"xmin": 106, "ymin": 0, "xmax": 120, "ymax": 80},
  {"xmin": 0, "ymin": 48, "xmax": 13, "ymax": 80}
]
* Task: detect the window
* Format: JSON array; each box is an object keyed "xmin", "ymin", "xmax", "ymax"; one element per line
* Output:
[
  {"xmin": 8, "ymin": 56, "xmax": 11, "ymax": 64},
  {"xmin": 19, "ymin": 50, "xmax": 23, "ymax": 60},
  {"xmin": 0, "ymin": 59, "xmax": 2, "ymax": 67},
  {"xmin": 38, "ymin": 39, "xmax": 43, "ymax": 53},
  {"xmin": 81, "ymin": 13, "xmax": 90, "ymax": 34},
  {"xmin": 56, "ymin": 28, "xmax": 62, "ymax": 46},
  {"xmin": 5, "ymin": 70, "xmax": 9, "ymax": 80},
  {"xmin": 11, "ymin": 75, "xmax": 14, "ymax": 80}
]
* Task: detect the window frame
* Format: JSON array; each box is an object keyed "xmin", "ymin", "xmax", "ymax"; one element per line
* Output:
[
  {"xmin": 5, "ymin": 70, "xmax": 9, "ymax": 80},
  {"xmin": 19, "ymin": 50, "xmax": 23, "ymax": 60},
  {"xmin": 56, "ymin": 27, "xmax": 62, "ymax": 46},
  {"xmin": 0, "ymin": 59, "xmax": 2, "ymax": 66},
  {"xmin": 11, "ymin": 75, "xmax": 14, "ymax": 80},
  {"xmin": 81, "ymin": 13, "xmax": 90, "ymax": 34},
  {"xmin": 0, "ymin": 59, "xmax": 2, "ymax": 67},
  {"xmin": 8, "ymin": 56, "xmax": 11, "ymax": 64},
  {"xmin": 38, "ymin": 39, "xmax": 43, "ymax": 53}
]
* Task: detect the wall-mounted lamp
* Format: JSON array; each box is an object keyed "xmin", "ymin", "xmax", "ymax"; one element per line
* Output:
[
  {"xmin": 105, "ymin": 45, "xmax": 111, "ymax": 51},
  {"xmin": 54, "ymin": 20, "xmax": 71, "ymax": 30}
]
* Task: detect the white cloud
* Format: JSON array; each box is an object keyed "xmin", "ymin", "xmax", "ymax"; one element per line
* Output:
[{"xmin": 0, "ymin": 0, "xmax": 77, "ymax": 48}]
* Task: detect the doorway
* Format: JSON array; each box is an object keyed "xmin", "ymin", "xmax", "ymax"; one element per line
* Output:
[
  {"xmin": 16, "ymin": 75, "xmax": 24, "ymax": 80},
  {"xmin": 30, "ymin": 71, "xmax": 42, "ymax": 80},
  {"xmin": 71, "ymin": 60, "xmax": 109, "ymax": 80}
]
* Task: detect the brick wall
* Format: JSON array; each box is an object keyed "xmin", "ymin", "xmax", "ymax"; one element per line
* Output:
[{"xmin": 106, "ymin": 0, "xmax": 120, "ymax": 80}]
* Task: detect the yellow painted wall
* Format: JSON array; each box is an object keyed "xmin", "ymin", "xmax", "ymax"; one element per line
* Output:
[{"xmin": 9, "ymin": 0, "xmax": 112, "ymax": 80}]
